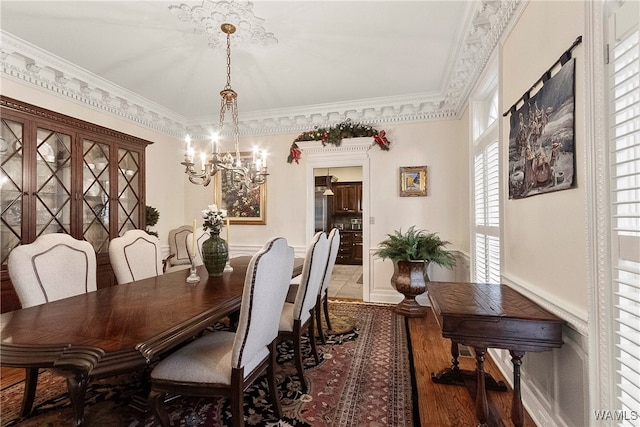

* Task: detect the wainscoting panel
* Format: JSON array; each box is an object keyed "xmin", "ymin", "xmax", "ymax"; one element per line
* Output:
[{"xmin": 489, "ymin": 276, "xmax": 589, "ymax": 427}]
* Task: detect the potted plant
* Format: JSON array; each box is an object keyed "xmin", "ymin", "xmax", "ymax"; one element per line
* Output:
[
  {"xmin": 145, "ymin": 205, "xmax": 159, "ymax": 237},
  {"xmin": 376, "ymin": 226, "xmax": 456, "ymax": 317}
]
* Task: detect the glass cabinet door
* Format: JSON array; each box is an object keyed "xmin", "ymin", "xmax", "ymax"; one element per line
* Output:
[
  {"xmin": 82, "ymin": 139, "xmax": 111, "ymax": 254},
  {"xmin": 35, "ymin": 127, "xmax": 72, "ymax": 237},
  {"xmin": 117, "ymin": 148, "xmax": 140, "ymax": 234},
  {"xmin": 1, "ymin": 118, "xmax": 24, "ymax": 265}
]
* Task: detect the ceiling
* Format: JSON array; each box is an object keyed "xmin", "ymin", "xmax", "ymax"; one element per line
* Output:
[{"xmin": 0, "ymin": 1, "xmax": 520, "ymax": 137}]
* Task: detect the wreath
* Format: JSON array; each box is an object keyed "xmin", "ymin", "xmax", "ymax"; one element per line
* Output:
[{"xmin": 287, "ymin": 119, "xmax": 391, "ymax": 164}]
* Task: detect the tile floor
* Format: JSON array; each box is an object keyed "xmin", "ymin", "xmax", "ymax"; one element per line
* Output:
[{"xmin": 328, "ymin": 264, "xmax": 363, "ymax": 300}]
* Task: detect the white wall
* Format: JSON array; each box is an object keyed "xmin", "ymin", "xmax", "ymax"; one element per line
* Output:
[{"xmin": 499, "ymin": 1, "xmax": 589, "ymax": 426}]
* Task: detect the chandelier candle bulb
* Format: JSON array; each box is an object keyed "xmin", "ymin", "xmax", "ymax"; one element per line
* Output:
[{"xmin": 192, "ymin": 219, "xmax": 196, "ymax": 256}]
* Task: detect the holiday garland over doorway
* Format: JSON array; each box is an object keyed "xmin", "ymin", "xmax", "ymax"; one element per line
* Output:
[{"xmin": 287, "ymin": 119, "xmax": 391, "ymax": 164}]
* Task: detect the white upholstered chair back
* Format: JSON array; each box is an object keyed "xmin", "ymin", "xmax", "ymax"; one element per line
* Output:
[
  {"xmin": 292, "ymin": 232, "xmax": 329, "ymax": 323},
  {"xmin": 319, "ymin": 228, "xmax": 340, "ymax": 298},
  {"xmin": 8, "ymin": 233, "xmax": 97, "ymax": 307},
  {"xmin": 232, "ymin": 237, "xmax": 294, "ymax": 371},
  {"xmin": 166, "ymin": 225, "xmax": 192, "ymax": 270},
  {"xmin": 109, "ymin": 229, "xmax": 163, "ymax": 284},
  {"xmin": 186, "ymin": 227, "xmax": 210, "ymax": 267}
]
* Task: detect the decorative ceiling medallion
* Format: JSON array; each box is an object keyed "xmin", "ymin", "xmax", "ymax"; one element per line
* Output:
[{"xmin": 169, "ymin": 1, "xmax": 277, "ymax": 48}]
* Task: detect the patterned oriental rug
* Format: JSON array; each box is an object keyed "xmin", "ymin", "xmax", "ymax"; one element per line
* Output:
[{"xmin": 1, "ymin": 302, "xmax": 418, "ymax": 426}]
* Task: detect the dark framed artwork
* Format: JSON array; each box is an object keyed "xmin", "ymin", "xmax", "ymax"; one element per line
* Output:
[
  {"xmin": 214, "ymin": 152, "xmax": 266, "ymax": 225},
  {"xmin": 508, "ymin": 58, "xmax": 576, "ymax": 199},
  {"xmin": 399, "ymin": 166, "xmax": 427, "ymax": 197}
]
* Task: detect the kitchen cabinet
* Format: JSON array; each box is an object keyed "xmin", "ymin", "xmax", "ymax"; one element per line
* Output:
[
  {"xmin": 333, "ymin": 182, "xmax": 362, "ymax": 214},
  {"xmin": 0, "ymin": 97, "xmax": 152, "ymax": 312},
  {"xmin": 336, "ymin": 231, "xmax": 363, "ymax": 265}
]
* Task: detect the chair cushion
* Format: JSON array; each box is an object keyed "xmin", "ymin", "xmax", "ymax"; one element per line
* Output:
[
  {"xmin": 151, "ymin": 331, "xmax": 270, "ymax": 385},
  {"xmin": 279, "ymin": 302, "xmax": 295, "ymax": 332}
]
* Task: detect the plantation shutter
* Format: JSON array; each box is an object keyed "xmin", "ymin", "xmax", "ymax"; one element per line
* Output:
[
  {"xmin": 474, "ymin": 139, "xmax": 501, "ymax": 284},
  {"xmin": 609, "ymin": 11, "xmax": 640, "ymax": 424}
]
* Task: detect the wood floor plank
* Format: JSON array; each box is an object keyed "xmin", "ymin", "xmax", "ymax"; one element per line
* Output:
[{"xmin": 408, "ymin": 309, "xmax": 536, "ymax": 427}]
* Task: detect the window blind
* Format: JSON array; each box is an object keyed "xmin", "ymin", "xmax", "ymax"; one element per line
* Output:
[
  {"xmin": 474, "ymin": 139, "xmax": 501, "ymax": 284},
  {"xmin": 610, "ymin": 27, "xmax": 640, "ymax": 425}
]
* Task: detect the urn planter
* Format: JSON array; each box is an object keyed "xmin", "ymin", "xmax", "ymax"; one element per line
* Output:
[{"xmin": 390, "ymin": 260, "xmax": 429, "ymax": 317}]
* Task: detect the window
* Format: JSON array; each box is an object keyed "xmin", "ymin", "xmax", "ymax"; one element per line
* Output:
[
  {"xmin": 474, "ymin": 138, "xmax": 500, "ymax": 283},
  {"xmin": 472, "ymin": 82, "xmax": 501, "ymax": 284},
  {"xmin": 609, "ymin": 23, "xmax": 640, "ymax": 424}
]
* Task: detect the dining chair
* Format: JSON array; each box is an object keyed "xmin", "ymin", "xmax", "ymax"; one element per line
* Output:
[
  {"xmin": 186, "ymin": 226, "xmax": 210, "ymax": 267},
  {"xmin": 7, "ymin": 233, "xmax": 97, "ymax": 416},
  {"xmin": 315, "ymin": 228, "xmax": 340, "ymax": 344},
  {"xmin": 109, "ymin": 229, "xmax": 163, "ymax": 284},
  {"xmin": 148, "ymin": 237, "xmax": 295, "ymax": 427},
  {"xmin": 164, "ymin": 225, "xmax": 192, "ymax": 273},
  {"xmin": 278, "ymin": 231, "xmax": 329, "ymax": 393}
]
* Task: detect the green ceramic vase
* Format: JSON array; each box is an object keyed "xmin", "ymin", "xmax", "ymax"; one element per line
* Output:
[{"xmin": 201, "ymin": 232, "xmax": 228, "ymax": 277}]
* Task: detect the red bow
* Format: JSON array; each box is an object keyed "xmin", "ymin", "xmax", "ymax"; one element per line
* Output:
[
  {"xmin": 290, "ymin": 147, "xmax": 302, "ymax": 164},
  {"xmin": 373, "ymin": 130, "xmax": 390, "ymax": 151}
]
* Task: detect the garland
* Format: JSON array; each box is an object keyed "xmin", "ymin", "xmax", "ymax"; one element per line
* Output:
[{"xmin": 287, "ymin": 119, "xmax": 391, "ymax": 164}]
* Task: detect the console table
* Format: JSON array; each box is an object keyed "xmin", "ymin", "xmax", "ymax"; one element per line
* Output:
[{"xmin": 427, "ymin": 281, "xmax": 564, "ymax": 427}]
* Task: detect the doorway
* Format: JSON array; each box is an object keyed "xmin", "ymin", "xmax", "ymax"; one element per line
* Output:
[
  {"xmin": 301, "ymin": 137, "xmax": 371, "ymax": 303},
  {"xmin": 314, "ymin": 166, "xmax": 363, "ymax": 301}
]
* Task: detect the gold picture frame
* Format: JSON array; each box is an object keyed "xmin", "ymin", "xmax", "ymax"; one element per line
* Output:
[
  {"xmin": 399, "ymin": 166, "xmax": 427, "ymax": 197},
  {"xmin": 214, "ymin": 152, "xmax": 267, "ymax": 225}
]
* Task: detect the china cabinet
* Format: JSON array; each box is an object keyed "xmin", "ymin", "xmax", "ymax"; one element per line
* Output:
[{"xmin": 0, "ymin": 97, "xmax": 152, "ymax": 312}]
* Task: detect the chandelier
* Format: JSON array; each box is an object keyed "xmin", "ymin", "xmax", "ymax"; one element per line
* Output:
[{"xmin": 181, "ymin": 23, "xmax": 268, "ymax": 191}]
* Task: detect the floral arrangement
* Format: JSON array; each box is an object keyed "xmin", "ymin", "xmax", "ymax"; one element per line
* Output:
[
  {"xmin": 287, "ymin": 119, "xmax": 391, "ymax": 164},
  {"xmin": 201, "ymin": 204, "xmax": 227, "ymax": 234}
]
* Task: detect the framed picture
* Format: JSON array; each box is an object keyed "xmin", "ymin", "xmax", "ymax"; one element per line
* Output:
[
  {"xmin": 399, "ymin": 166, "xmax": 427, "ymax": 197},
  {"xmin": 214, "ymin": 152, "xmax": 266, "ymax": 225}
]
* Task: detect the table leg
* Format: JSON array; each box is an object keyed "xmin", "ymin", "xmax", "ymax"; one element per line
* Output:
[
  {"xmin": 510, "ymin": 350, "xmax": 526, "ymax": 427},
  {"xmin": 66, "ymin": 373, "xmax": 89, "ymax": 427},
  {"xmin": 450, "ymin": 340, "xmax": 460, "ymax": 372},
  {"xmin": 20, "ymin": 367, "xmax": 38, "ymax": 416},
  {"xmin": 474, "ymin": 347, "xmax": 489, "ymax": 425}
]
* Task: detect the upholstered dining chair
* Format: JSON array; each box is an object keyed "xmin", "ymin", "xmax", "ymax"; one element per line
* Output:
[
  {"xmin": 278, "ymin": 231, "xmax": 329, "ymax": 393},
  {"xmin": 109, "ymin": 229, "xmax": 163, "ymax": 284},
  {"xmin": 148, "ymin": 237, "xmax": 295, "ymax": 427},
  {"xmin": 164, "ymin": 225, "xmax": 192, "ymax": 273},
  {"xmin": 7, "ymin": 233, "xmax": 97, "ymax": 416},
  {"xmin": 186, "ymin": 226, "xmax": 210, "ymax": 267},
  {"xmin": 315, "ymin": 228, "xmax": 340, "ymax": 344}
]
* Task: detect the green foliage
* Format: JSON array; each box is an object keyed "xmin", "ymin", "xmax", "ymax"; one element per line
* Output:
[
  {"xmin": 376, "ymin": 226, "xmax": 456, "ymax": 268},
  {"xmin": 294, "ymin": 119, "xmax": 379, "ymax": 146},
  {"xmin": 145, "ymin": 205, "xmax": 159, "ymax": 237}
]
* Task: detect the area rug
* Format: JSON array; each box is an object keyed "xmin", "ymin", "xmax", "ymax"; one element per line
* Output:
[{"xmin": 1, "ymin": 302, "xmax": 416, "ymax": 426}]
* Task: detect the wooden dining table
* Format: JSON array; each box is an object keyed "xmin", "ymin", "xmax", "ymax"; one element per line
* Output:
[{"xmin": 0, "ymin": 256, "xmax": 303, "ymax": 426}]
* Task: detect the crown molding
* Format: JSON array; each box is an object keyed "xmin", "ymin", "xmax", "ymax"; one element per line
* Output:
[{"xmin": 0, "ymin": 0, "xmax": 522, "ymax": 139}]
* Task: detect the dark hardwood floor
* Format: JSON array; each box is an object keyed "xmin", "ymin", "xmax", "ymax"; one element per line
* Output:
[
  {"xmin": 2, "ymin": 306, "xmax": 534, "ymax": 426},
  {"xmin": 409, "ymin": 310, "xmax": 535, "ymax": 426}
]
